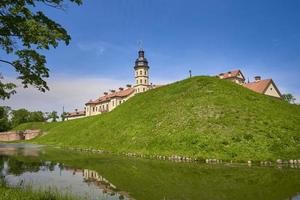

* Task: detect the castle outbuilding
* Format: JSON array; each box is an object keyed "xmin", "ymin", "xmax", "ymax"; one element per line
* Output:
[{"xmin": 218, "ymin": 70, "xmax": 282, "ymax": 98}]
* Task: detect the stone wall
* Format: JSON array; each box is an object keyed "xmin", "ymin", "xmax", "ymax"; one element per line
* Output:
[
  {"xmin": 24, "ymin": 130, "xmax": 41, "ymax": 140},
  {"xmin": 0, "ymin": 130, "xmax": 41, "ymax": 142}
]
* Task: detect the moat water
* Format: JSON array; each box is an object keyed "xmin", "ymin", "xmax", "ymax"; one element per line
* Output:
[{"xmin": 0, "ymin": 143, "xmax": 300, "ymax": 200}]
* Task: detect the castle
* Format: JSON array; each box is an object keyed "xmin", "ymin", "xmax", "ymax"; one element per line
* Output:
[
  {"xmin": 66, "ymin": 51, "xmax": 282, "ymax": 120},
  {"xmin": 66, "ymin": 49, "xmax": 159, "ymax": 120}
]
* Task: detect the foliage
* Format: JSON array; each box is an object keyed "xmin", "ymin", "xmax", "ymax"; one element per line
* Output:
[
  {"xmin": 8, "ymin": 108, "xmax": 45, "ymax": 128},
  {"xmin": 47, "ymin": 111, "xmax": 59, "ymax": 122},
  {"xmin": 282, "ymin": 93, "xmax": 296, "ymax": 104},
  {"xmin": 61, "ymin": 112, "xmax": 67, "ymax": 121},
  {"xmin": 15, "ymin": 76, "xmax": 300, "ymax": 161},
  {"xmin": 0, "ymin": 106, "xmax": 11, "ymax": 131},
  {"xmin": 0, "ymin": 0, "xmax": 82, "ymax": 99}
]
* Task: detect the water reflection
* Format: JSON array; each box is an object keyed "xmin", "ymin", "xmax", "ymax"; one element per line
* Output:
[
  {"xmin": 0, "ymin": 161, "xmax": 131, "ymax": 200},
  {"xmin": 0, "ymin": 143, "xmax": 300, "ymax": 200}
]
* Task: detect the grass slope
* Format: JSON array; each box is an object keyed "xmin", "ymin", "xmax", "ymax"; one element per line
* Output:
[{"xmin": 16, "ymin": 76, "xmax": 300, "ymax": 161}]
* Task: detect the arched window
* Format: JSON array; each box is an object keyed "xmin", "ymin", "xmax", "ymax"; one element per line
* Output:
[
  {"xmin": 144, "ymin": 79, "xmax": 147, "ymax": 84},
  {"xmin": 140, "ymin": 79, "xmax": 142, "ymax": 84},
  {"xmin": 140, "ymin": 70, "xmax": 142, "ymax": 75},
  {"xmin": 144, "ymin": 71, "xmax": 147, "ymax": 75}
]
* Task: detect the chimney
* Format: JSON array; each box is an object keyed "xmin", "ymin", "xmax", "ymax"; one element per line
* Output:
[
  {"xmin": 254, "ymin": 76, "xmax": 261, "ymax": 82},
  {"xmin": 104, "ymin": 92, "xmax": 108, "ymax": 95},
  {"xmin": 119, "ymin": 87, "xmax": 124, "ymax": 91},
  {"xmin": 228, "ymin": 71, "xmax": 232, "ymax": 77},
  {"xmin": 110, "ymin": 89, "xmax": 116, "ymax": 93},
  {"xmin": 75, "ymin": 109, "xmax": 78, "ymax": 113},
  {"xmin": 126, "ymin": 84, "xmax": 132, "ymax": 88},
  {"xmin": 219, "ymin": 73, "xmax": 224, "ymax": 79}
]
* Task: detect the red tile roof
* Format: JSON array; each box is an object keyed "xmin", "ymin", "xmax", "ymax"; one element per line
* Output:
[
  {"xmin": 243, "ymin": 79, "xmax": 282, "ymax": 97},
  {"xmin": 243, "ymin": 79, "xmax": 272, "ymax": 94},
  {"xmin": 86, "ymin": 87, "xmax": 135, "ymax": 105},
  {"xmin": 67, "ymin": 110, "xmax": 85, "ymax": 117},
  {"xmin": 219, "ymin": 70, "xmax": 245, "ymax": 80}
]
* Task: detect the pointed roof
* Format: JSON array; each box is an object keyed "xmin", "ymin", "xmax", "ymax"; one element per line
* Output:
[
  {"xmin": 243, "ymin": 79, "xmax": 282, "ymax": 97},
  {"xmin": 219, "ymin": 70, "xmax": 245, "ymax": 80}
]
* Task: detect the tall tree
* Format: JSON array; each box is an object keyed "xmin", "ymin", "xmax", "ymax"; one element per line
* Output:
[
  {"xmin": 61, "ymin": 111, "xmax": 67, "ymax": 121},
  {"xmin": 282, "ymin": 93, "xmax": 296, "ymax": 104},
  {"xmin": 11, "ymin": 108, "xmax": 31, "ymax": 127},
  {"xmin": 0, "ymin": 0, "xmax": 82, "ymax": 100},
  {"xmin": 0, "ymin": 106, "xmax": 11, "ymax": 131},
  {"xmin": 48, "ymin": 111, "xmax": 59, "ymax": 122},
  {"xmin": 29, "ymin": 111, "xmax": 45, "ymax": 122}
]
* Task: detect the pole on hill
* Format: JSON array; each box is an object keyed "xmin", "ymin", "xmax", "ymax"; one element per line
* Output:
[{"xmin": 189, "ymin": 70, "xmax": 192, "ymax": 78}]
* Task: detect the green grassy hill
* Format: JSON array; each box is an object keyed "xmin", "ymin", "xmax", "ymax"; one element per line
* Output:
[{"xmin": 15, "ymin": 76, "xmax": 300, "ymax": 161}]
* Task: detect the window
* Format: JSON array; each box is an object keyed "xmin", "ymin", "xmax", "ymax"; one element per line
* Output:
[
  {"xmin": 93, "ymin": 107, "xmax": 95, "ymax": 112},
  {"xmin": 143, "ymin": 88, "xmax": 145, "ymax": 92},
  {"xmin": 140, "ymin": 70, "xmax": 142, "ymax": 75},
  {"xmin": 145, "ymin": 79, "xmax": 147, "ymax": 84},
  {"xmin": 136, "ymin": 80, "xmax": 138, "ymax": 84},
  {"xmin": 112, "ymin": 101, "xmax": 114, "ymax": 106},
  {"xmin": 136, "ymin": 72, "xmax": 138, "ymax": 76},
  {"xmin": 95, "ymin": 107, "xmax": 97, "ymax": 111},
  {"xmin": 144, "ymin": 71, "xmax": 147, "ymax": 75},
  {"xmin": 140, "ymin": 79, "xmax": 142, "ymax": 84}
]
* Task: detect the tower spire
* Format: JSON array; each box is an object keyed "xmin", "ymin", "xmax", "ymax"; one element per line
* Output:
[{"xmin": 134, "ymin": 48, "xmax": 150, "ymax": 94}]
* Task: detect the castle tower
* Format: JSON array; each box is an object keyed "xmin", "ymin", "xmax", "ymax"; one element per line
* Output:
[{"xmin": 134, "ymin": 49, "xmax": 150, "ymax": 93}]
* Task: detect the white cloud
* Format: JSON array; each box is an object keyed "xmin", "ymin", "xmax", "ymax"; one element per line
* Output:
[{"xmin": 1, "ymin": 76, "xmax": 130, "ymax": 113}]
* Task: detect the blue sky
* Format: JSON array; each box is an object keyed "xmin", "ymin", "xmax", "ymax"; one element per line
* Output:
[{"xmin": 2, "ymin": 0, "xmax": 300, "ymax": 112}]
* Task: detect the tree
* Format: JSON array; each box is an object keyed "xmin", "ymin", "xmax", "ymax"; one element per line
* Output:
[
  {"xmin": 61, "ymin": 111, "xmax": 67, "ymax": 121},
  {"xmin": 29, "ymin": 111, "xmax": 45, "ymax": 122},
  {"xmin": 11, "ymin": 108, "xmax": 31, "ymax": 127},
  {"xmin": 282, "ymin": 93, "xmax": 296, "ymax": 104},
  {"xmin": 47, "ymin": 111, "xmax": 59, "ymax": 122},
  {"xmin": 0, "ymin": 106, "xmax": 11, "ymax": 131},
  {"xmin": 0, "ymin": 0, "xmax": 82, "ymax": 100}
]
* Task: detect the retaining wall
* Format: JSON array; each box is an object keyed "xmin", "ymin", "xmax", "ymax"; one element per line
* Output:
[{"xmin": 0, "ymin": 130, "xmax": 41, "ymax": 142}]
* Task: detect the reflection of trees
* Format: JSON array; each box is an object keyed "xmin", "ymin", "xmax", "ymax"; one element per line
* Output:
[
  {"xmin": 7, "ymin": 159, "xmax": 41, "ymax": 176},
  {"xmin": 2, "ymin": 157, "xmax": 58, "ymax": 176}
]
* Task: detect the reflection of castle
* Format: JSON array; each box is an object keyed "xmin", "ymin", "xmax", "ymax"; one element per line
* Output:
[{"xmin": 83, "ymin": 169, "xmax": 132, "ymax": 200}]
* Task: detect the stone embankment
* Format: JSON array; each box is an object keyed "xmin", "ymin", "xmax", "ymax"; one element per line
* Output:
[
  {"xmin": 65, "ymin": 147, "xmax": 300, "ymax": 168},
  {"xmin": 0, "ymin": 130, "xmax": 41, "ymax": 142}
]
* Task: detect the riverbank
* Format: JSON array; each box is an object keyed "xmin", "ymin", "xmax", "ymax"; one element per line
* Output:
[
  {"xmin": 15, "ymin": 76, "xmax": 300, "ymax": 162},
  {"xmin": 0, "ymin": 184, "xmax": 78, "ymax": 200}
]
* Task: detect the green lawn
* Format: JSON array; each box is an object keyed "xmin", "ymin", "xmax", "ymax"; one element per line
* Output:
[{"xmin": 15, "ymin": 76, "xmax": 300, "ymax": 161}]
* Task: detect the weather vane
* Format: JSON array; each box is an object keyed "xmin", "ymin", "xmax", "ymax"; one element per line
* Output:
[{"xmin": 138, "ymin": 40, "xmax": 143, "ymax": 51}]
